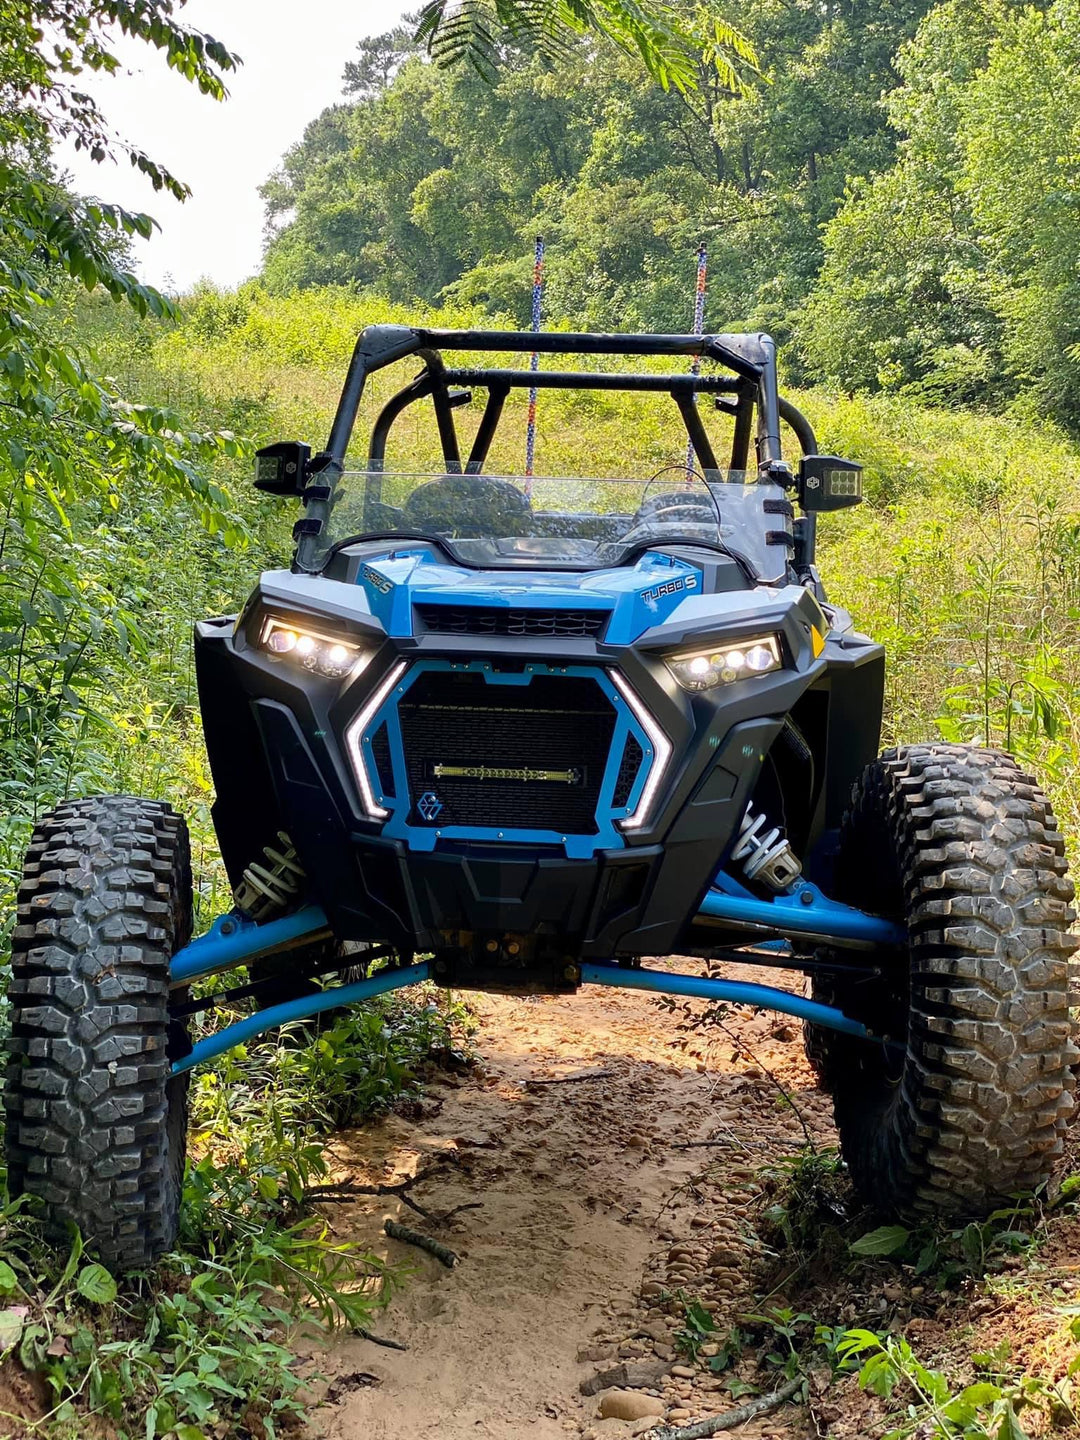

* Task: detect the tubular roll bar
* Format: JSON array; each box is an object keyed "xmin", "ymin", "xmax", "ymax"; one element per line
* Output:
[{"xmin": 299, "ymin": 325, "xmax": 795, "ymax": 574}]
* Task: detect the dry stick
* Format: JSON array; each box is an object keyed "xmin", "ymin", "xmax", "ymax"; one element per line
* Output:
[
  {"xmin": 526, "ymin": 1068, "xmax": 615, "ymax": 1086},
  {"xmin": 709, "ymin": 1011, "xmax": 815, "ymax": 1151},
  {"xmin": 439, "ymin": 1201, "xmax": 483, "ymax": 1223},
  {"xmin": 308, "ymin": 1159, "xmax": 456, "ymax": 1226},
  {"xmin": 646, "ymin": 1375, "xmax": 803, "ymax": 1439},
  {"xmin": 353, "ymin": 1326, "xmax": 408, "ymax": 1351},
  {"xmin": 384, "ymin": 1219, "xmax": 459, "ymax": 1268}
]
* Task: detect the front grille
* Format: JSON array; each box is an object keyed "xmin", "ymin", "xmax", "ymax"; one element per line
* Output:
[
  {"xmin": 415, "ymin": 605, "xmax": 609, "ymax": 639},
  {"xmin": 370, "ymin": 722, "xmax": 394, "ymax": 800},
  {"xmin": 612, "ymin": 733, "xmax": 644, "ymax": 809},
  {"xmin": 397, "ymin": 670, "xmax": 616, "ymax": 833}
]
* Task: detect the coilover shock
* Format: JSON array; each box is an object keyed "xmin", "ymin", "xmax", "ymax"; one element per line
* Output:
[
  {"xmin": 233, "ymin": 831, "xmax": 305, "ymax": 920},
  {"xmin": 731, "ymin": 803, "xmax": 802, "ymax": 891}
]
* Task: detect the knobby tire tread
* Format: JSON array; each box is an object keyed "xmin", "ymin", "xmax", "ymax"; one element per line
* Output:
[
  {"xmin": 807, "ymin": 744, "xmax": 1078, "ymax": 1215},
  {"xmin": 5, "ymin": 796, "xmax": 192, "ymax": 1271}
]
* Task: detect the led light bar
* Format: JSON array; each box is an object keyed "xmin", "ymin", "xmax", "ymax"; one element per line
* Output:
[
  {"xmin": 611, "ymin": 671, "xmax": 673, "ymax": 832},
  {"xmin": 344, "ymin": 660, "xmax": 409, "ymax": 821}
]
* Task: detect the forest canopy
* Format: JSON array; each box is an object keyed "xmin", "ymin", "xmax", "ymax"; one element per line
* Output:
[{"xmin": 261, "ymin": 0, "xmax": 1080, "ymax": 431}]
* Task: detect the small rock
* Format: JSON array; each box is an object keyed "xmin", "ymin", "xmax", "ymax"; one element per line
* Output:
[
  {"xmin": 670, "ymin": 1365, "xmax": 695, "ymax": 1379},
  {"xmin": 579, "ymin": 1345, "xmax": 615, "ymax": 1363},
  {"xmin": 598, "ymin": 1391, "xmax": 666, "ymax": 1422},
  {"xmin": 667, "ymin": 1410, "xmax": 690, "ymax": 1422},
  {"xmin": 630, "ymin": 1420, "xmax": 661, "ymax": 1437},
  {"xmin": 626, "ymin": 1134, "xmax": 649, "ymax": 1148},
  {"xmin": 640, "ymin": 1281, "xmax": 664, "ymax": 1299},
  {"xmin": 690, "ymin": 1214, "xmax": 710, "ymax": 1229},
  {"xmin": 883, "ymin": 1284, "xmax": 904, "ymax": 1303},
  {"xmin": 653, "ymin": 1344, "xmax": 675, "ymax": 1362},
  {"xmin": 638, "ymin": 1320, "xmax": 668, "ymax": 1343},
  {"xmin": 581, "ymin": 1360, "xmax": 670, "ymax": 1397}
]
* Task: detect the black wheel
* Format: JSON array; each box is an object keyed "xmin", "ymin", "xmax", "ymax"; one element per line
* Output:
[
  {"xmin": 6, "ymin": 796, "xmax": 193, "ymax": 1271},
  {"xmin": 805, "ymin": 744, "xmax": 1078, "ymax": 1216}
]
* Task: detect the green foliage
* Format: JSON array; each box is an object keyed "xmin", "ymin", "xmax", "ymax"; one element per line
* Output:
[
  {"xmin": 802, "ymin": 0, "xmax": 1080, "ymax": 429},
  {"xmin": 844, "ymin": 1191, "xmax": 1062, "ymax": 1288},
  {"xmin": 260, "ymin": 0, "xmax": 936, "ymax": 332},
  {"xmin": 414, "ymin": 0, "xmax": 759, "ymax": 94},
  {"xmin": 831, "ymin": 1329, "xmax": 1078, "ymax": 1438},
  {"xmin": 0, "ymin": 986, "xmax": 469, "ymax": 1437}
]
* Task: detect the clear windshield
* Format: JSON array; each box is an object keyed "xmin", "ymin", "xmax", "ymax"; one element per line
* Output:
[{"xmin": 317, "ymin": 469, "xmax": 792, "ymax": 583}]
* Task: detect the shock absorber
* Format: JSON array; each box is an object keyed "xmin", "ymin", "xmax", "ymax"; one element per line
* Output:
[
  {"xmin": 731, "ymin": 803, "xmax": 802, "ymax": 892},
  {"xmin": 233, "ymin": 831, "xmax": 306, "ymax": 920}
]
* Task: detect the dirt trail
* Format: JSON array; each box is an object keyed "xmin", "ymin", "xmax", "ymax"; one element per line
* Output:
[{"xmin": 307, "ymin": 962, "xmax": 836, "ymax": 1440}]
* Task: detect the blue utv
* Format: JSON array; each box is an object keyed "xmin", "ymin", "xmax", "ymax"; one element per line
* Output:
[{"xmin": 7, "ymin": 327, "xmax": 1076, "ymax": 1270}]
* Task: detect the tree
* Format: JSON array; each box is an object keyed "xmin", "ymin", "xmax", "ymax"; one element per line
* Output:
[
  {"xmin": 0, "ymin": 3, "xmax": 246, "ymax": 838},
  {"xmin": 413, "ymin": 0, "xmax": 758, "ymax": 95}
]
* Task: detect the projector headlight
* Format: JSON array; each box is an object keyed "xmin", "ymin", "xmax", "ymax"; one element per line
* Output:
[
  {"xmin": 259, "ymin": 617, "xmax": 373, "ymax": 680},
  {"xmin": 667, "ymin": 634, "xmax": 783, "ymax": 692}
]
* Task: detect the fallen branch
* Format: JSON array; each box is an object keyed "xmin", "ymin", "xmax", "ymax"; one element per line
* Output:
[
  {"xmin": 526, "ymin": 1068, "xmax": 615, "ymax": 1086},
  {"xmin": 645, "ymin": 1375, "xmax": 803, "ymax": 1438},
  {"xmin": 308, "ymin": 1159, "xmax": 457, "ymax": 1226},
  {"xmin": 439, "ymin": 1201, "xmax": 483, "ymax": 1224},
  {"xmin": 384, "ymin": 1219, "xmax": 459, "ymax": 1268},
  {"xmin": 353, "ymin": 1327, "xmax": 408, "ymax": 1351}
]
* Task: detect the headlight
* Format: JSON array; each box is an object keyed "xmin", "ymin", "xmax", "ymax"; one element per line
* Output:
[
  {"xmin": 667, "ymin": 634, "xmax": 782, "ymax": 692},
  {"xmin": 259, "ymin": 617, "xmax": 372, "ymax": 680}
]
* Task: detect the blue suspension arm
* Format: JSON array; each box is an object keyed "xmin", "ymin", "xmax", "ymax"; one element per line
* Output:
[
  {"xmin": 581, "ymin": 960, "xmax": 870, "ymax": 1038},
  {"xmin": 698, "ymin": 874, "xmax": 906, "ymax": 948},
  {"xmin": 172, "ymin": 960, "xmax": 432, "ymax": 1075},
  {"xmin": 170, "ymin": 905, "xmax": 331, "ymax": 986}
]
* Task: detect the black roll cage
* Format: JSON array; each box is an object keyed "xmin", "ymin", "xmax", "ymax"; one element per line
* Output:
[{"xmin": 295, "ymin": 325, "xmax": 819, "ymax": 574}]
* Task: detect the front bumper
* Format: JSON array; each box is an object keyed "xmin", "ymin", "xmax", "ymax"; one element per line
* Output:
[{"xmin": 195, "ymin": 577, "xmax": 883, "ymax": 971}]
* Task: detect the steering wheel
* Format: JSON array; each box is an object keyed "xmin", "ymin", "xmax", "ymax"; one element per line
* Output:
[{"xmin": 402, "ymin": 474, "xmax": 531, "ymax": 537}]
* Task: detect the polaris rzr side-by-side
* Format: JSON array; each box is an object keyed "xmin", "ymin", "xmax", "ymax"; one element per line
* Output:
[{"xmin": 8, "ymin": 327, "xmax": 1076, "ymax": 1271}]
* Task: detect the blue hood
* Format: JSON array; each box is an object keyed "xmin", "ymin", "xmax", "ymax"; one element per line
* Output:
[{"xmin": 352, "ymin": 547, "xmax": 707, "ymax": 644}]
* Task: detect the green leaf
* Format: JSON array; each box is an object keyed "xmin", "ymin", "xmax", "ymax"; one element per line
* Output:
[
  {"xmin": 996, "ymin": 1402, "xmax": 1031, "ymax": 1440},
  {"xmin": 961, "ymin": 1223, "xmax": 984, "ymax": 1266},
  {"xmin": 849, "ymin": 1225, "xmax": 910, "ymax": 1256},
  {"xmin": 76, "ymin": 1263, "xmax": 118, "ymax": 1305},
  {"xmin": 0, "ymin": 1306, "xmax": 28, "ymax": 1352},
  {"xmin": 914, "ymin": 1241, "xmax": 937, "ymax": 1275},
  {"xmin": 0, "ymin": 1261, "xmax": 19, "ymax": 1296}
]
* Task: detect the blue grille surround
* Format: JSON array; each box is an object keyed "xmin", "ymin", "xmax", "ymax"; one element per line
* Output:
[{"xmin": 350, "ymin": 659, "xmax": 653, "ymax": 858}]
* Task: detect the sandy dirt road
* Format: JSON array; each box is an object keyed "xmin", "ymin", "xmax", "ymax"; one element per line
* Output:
[{"xmin": 306, "ymin": 962, "xmax": 838, "ymax": 1440}]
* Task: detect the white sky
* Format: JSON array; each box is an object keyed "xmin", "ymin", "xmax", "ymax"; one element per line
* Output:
[{"xmin": 59, "ymin": 0, "xmax": 410, "ymax": 293}]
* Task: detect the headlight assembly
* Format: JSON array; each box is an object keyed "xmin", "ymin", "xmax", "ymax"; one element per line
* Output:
[
  {"xmin": 667, "ymin": 634, "xmax": 782, "ymax": 692},
  {"xmin": 259, "ymin": 617, "xmax": 373, "ymax": 680}
]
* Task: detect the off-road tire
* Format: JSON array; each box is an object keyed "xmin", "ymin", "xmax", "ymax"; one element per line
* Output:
[
  {"xmin": 6, "ymin": 797, "xmax": 193, "ymax": 1271},
  {"xmin": 805, "ymin": 744, "xmax": 1078, "ymax": 1216}
]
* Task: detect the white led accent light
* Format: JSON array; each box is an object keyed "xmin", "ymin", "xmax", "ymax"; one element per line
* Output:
[
  {"xmin": 610, "ymin": 671, "xmax": 673, "ymax": 832},
  {"xmin": 344, "ymin": 660, "xmax": 409, "ymax": 821}
]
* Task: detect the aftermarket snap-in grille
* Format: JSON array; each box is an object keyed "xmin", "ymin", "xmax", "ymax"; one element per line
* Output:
[
  {"xmin": 397, "ymin": 670, "xmax": 617, "ymax": 833},
  {"xmin": 414, "ymin": 605, "xmax": 609, "ymax": 639}
]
